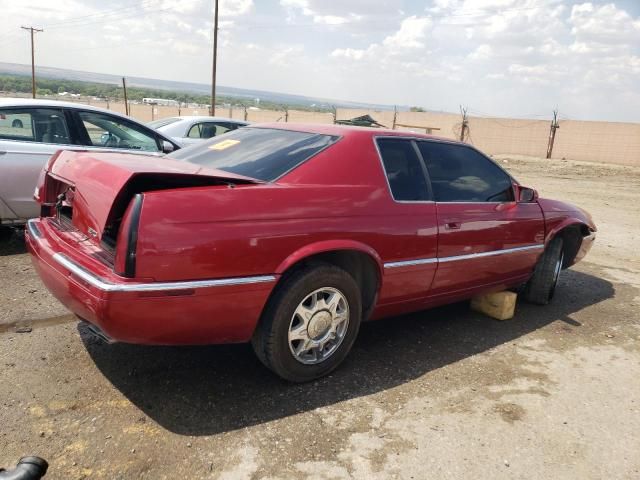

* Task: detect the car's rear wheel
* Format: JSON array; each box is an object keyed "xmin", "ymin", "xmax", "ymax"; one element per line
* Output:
[
  {"xmin": 524, "ymin": 237, "xmax": 564, "ymax": 305},
  {"xmin": 252, "ymin": 263, "xmax": 362, "ymax": 382}
]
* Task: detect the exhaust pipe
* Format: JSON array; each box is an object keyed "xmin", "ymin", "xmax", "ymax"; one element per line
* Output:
[{"xmin": 84, "ymin": 322, "xmax": 116, "ymax": 344}]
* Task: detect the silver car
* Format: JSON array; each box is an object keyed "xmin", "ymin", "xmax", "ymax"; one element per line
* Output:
[
  {"xmin": 147, "ymin": 116, "xmax": 248, "ymax": 147},
  {"xmin": 0, "ymin": 98, "xmax": 180, "ymax": 227}
]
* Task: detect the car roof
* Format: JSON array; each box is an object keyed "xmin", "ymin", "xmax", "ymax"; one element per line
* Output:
[
  {"xmin": 250, "ymin": 122, "xmax": 458, "ymax": 143},
  {"xmin": 0, "ymin": 97, "xmax": 132, "ymax": 118},
  {"xmin": 176, "ymin": 116, "xmax": 248, "ymax": 123}
]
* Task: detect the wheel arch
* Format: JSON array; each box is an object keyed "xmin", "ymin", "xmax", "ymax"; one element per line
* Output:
[
  {"xmin": 546, "ymin": 220, "xmax": 592, "ymax": 268},
  {"xmin": 273, "ymin": 240, "xmax": 383, "ymax": 320}
]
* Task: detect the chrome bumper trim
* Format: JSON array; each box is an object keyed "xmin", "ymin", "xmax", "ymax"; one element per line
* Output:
[
  {"xmin": 384, "ymin": 244, "xmax": 544, "ymax": 269},
  {"xmin": 27, "ymin": 219, "xmax": 42, "ymax": 238},
  {"xmin": 52, "ymin": 253, "xmax": 276, "ymax": 292}
]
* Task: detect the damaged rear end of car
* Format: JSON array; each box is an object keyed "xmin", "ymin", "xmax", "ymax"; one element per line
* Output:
[{"xmin": 26, "ymin": 150, "xmax": 278, "ymax": 345}]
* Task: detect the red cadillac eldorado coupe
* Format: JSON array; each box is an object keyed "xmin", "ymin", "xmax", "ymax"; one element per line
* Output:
[{"xmin": 26, "ymin": 124, "xmax": 596, "ymax": 381}]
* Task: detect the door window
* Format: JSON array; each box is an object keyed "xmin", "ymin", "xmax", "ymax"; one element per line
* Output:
[
  {"xmin": 77, "ymin": 111, "xmax": 160, "ymax": 151},
  {"xmin": 0, "ymin": 108, "xmax": 69, "ymax": 144},
  {"xmin": 187, "ymin": 122, "xmax": 229, "ymax": 139},
  {"xmin": 376, "ymin": 138, "xmax": 430, "ymax": 201},
  {"xmin": 417, "ymin": 142, "xmax": 514, "ymax": 202}
]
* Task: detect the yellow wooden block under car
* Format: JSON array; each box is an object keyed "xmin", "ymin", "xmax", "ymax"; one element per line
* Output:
[{"xmin": 471, "ymin": 291, "xmax": 517, "ymax": 321}]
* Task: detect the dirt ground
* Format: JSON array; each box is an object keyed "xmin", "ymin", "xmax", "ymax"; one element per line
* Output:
[{"xmin": 1, "ymin": 155, "xmax": 639, "ymax": 479}]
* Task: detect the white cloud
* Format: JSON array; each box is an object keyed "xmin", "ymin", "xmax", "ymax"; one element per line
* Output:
[
  {"xmin": 330, "ymin": 48, "xmax": 366, "ymax": 60},
  {"xmin": 0, "ymin": 0, "xmax": 639, "ymax": 121},
  {"xmin": 220, "ymin": 0, "xmax": 254, "ymax": 17},
  {"xmin": 382, "ymin": 16, "xmax": 432, "ymax": 49},
  {"xmin": 468, "ymin": 44, "xmax": 492, "ymax": 60}
]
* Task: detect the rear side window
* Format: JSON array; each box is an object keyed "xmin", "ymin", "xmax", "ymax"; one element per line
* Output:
[
  {"xmin": 169, "ymin": 127, "xmax": 339, "ymax": 181},
  {"xmin": 187, "ymin": 122, "xmax": 227, "ymax": 139},
  {"xmin": 376, "ymin": 138, "xmax": 430, "ymax": 201},
  {"xmin": 77, "ymin": 111, "xmax": 160, "ymax": 152},
  {"xmin": 0, "ymin": 108, "xmax": 69, "ymax": 144},
  {"xmin": 417, "ymin": 142, "xmax": 514, "ymax": 202}
]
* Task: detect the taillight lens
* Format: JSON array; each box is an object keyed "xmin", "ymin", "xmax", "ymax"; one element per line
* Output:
[{"xmin": 114, "ymin": 194, "xmax": 144, "ymax": 277}]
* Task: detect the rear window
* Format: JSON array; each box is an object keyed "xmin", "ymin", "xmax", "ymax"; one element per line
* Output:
[{"xmin": 168, "ymin": 127, "xmax": 339, "ymax": 181}]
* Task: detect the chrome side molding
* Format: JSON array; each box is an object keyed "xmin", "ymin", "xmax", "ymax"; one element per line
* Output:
[
  {"xmin": 384, "ymin": 244, "xmax": 544, "ymax": 269},
  {"xmin": 52, "ymin": 253, "xmax": 277, "ymax": 292}
]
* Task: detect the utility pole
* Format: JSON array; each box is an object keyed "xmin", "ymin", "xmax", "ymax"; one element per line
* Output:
[
  {"xmin": 546, "ymin": 109, "xmax": 560, "ymax": 159},
  {"xmin": 210, "ymin": 0, "xmax": 219, "ymax": 116},
  {"xmin": 122, "ymin": 77, "xmax": 129, "ymax": 116},
  {"xmin": 392, "ymin": 106, "xmax": 397, "ymax": 130},
  {"xmin": 21, "ymin": 26, "xmax": 43, "ymax": 98},
  {"xmin": 459, "ymin": 105, "xmax": 469, "ymax": 142}
]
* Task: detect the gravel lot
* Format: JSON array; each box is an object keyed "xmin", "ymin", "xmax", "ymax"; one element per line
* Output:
[{"xmin": 1, "ymin": 155, "xmax": 639, "ymax": 479}]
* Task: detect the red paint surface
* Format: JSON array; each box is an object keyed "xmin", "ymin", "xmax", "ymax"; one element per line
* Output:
[{"xmin": 26, "ymin": 125, "xmax": 596, "ymax": 345}]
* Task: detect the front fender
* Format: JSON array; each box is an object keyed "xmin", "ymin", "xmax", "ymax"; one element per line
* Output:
[
  {"xmin": 538, "ymin": 198, "xmax": 596, "ymax": 245},
  {"xmin": 545, "ymin": 218, "xmax": 591, "ymax": 245},
  {"xmin": 275, "ymin": 239, "xmax": 384, "ymax": 280}
]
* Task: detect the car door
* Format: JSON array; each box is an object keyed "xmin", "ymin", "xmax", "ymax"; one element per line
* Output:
[
  {"xmin": 0, "ymin": 107, "xmax": 72, "ymax": 220},
  {"xmin": 374, "ymin": 137, "xmax": 439, "ymax": 308},
  {"xmin": 416, "ymin": 140, "xmax": 545, "ymax": 296},
  {"xmin": 70, "ymin": 110, "xmax": 167, "ymax": 153}
]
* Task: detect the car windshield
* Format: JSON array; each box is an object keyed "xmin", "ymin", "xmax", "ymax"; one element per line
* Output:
[
  {"xmin": 147, "ymin": 117, "xmax": 181, "ymax": 129},
  {"xmin": 168, "ymin": 127, "xmax": 339, "ymax": 181}
]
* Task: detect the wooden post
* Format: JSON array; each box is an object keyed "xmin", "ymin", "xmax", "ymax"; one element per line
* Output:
[
  {"xmin": 210, "ymin": 0, "xmax": 219, "ymax": 115},
  {"xmin": 122, "ymin": 77, "xmax": 129, "ymax": 116},
  {"xmin": 21, "ymin": 26, "xmax": 43, "ymax": 98},
  {"xmin": 546, "ymin": 109, "xmax": 560, "ymax": 159}
]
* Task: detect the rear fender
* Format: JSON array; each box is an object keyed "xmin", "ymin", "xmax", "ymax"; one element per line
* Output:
[{"xmin": 275, "ymin": 239, "xmax": 384, "ymax": 282}]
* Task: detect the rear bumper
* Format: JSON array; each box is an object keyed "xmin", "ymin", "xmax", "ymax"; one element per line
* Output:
[{"xmin": 26, "ymin": 219, "xmax": 278, "ymax": 345}]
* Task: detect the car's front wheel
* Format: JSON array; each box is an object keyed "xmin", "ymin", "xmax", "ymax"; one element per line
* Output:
[
  {"xmin": 524, "ymin": 237, "xmax": 564, "ymax": 305},
  {"xmin": 252, "ymin": 263, "xmax": 362, "ymax": 382}
]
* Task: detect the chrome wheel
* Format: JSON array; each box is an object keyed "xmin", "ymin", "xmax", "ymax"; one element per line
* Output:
[{"xmin": 288, "ymin": 287, "xmax": 350, "ymax": 365}]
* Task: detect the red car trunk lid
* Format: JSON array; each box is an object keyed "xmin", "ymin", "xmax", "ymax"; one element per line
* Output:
[{"xmin": 43, "ymin": 150, "xmax": 261, "ymax": 241}]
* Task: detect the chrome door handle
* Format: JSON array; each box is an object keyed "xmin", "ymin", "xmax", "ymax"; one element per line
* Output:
[{"xmin": 445, "ymin": 222, "xmax": 461, "ymax": 230}]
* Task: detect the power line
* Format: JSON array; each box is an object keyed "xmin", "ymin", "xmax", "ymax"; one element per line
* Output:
[{"xmin": 42, "ymin": 0, "xmax": 163, "ymax": 28}]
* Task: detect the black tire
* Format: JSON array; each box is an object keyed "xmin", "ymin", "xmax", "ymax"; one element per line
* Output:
[
  {"xmin": 524, "ymin": 237, "xmax": 564, "ymax": 305},
  {"xmin": 252, "ymin": 263, "xmax": 362, "ymax": 382}
]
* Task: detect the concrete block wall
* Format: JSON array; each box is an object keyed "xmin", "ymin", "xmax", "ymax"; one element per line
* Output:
[{"xmin": 70, "ymin": 100, "xmax": 639, "ymax": 167}]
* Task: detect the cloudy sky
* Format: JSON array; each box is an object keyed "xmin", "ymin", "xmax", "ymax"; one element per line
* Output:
[{"xmin": 1, "ymin": 0, "xmax": 639, "ymax": 122}]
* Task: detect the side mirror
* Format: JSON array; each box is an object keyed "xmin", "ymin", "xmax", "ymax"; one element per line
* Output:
[
  {"xmin": 161, "ymin": 140, "xmax": 175, "ymax": 154},
  {"xmin": 518, "ymin": 186, "xmax": 538, "ymax": 202}
]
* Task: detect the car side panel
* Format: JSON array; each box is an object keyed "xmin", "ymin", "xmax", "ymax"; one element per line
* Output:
[
  {"xmin": 137, "ymin": 183, "xmax": 439, "ymax": 306},
  {"xmin": 0, "ymin": 139, "xmax": 59, "ymax": 220},
  {"xmin": 429, "ymin": 201, "xmax": 545, "ymax": 295}
]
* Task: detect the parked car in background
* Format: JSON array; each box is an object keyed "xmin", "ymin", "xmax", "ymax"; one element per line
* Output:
[
  {"xmin": 0, "ymin": 98, "xmax": 180, "ymax": 228},
  {"xmin": 25, "ymin": 124, "xmax": 596, "ymax": 382},
  {"xmin": 147, "ymin": 116, "xmax": 248, "ymax": 146}
]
